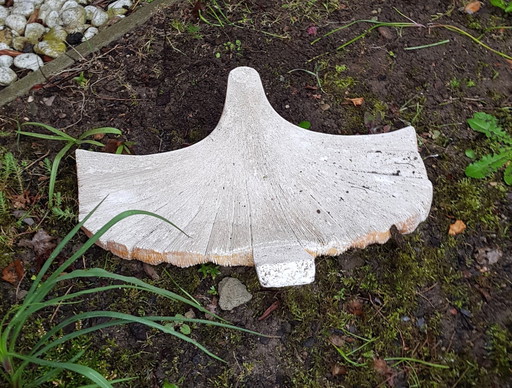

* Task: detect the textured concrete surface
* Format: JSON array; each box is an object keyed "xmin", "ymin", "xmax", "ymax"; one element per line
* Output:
[{"xmin": 76, "ymin": 67, "xmax": 433, "ymax": 288}]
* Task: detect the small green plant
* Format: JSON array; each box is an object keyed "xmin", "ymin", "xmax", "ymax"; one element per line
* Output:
[
  {"xmin": 198, "ymin": 263, "xmax": 221, "ymax": 280},
  {"xmin": 0, "ymin": 205, "xmax": 260, "ymax": 387},
  {"xmin": 207, "ymin": 286, "xmax": 218, "ymax": 295},
  {"xmin": 490, "ymin": 0, "xmax": 512, "ymax": 13},
  {"xmin": 72, "ymin": 72, "xmax": 89, "ymax": 88},
  {"xmin": 464, "ymin": 112, "xmax": 512, "ymax": 185},
  {"xmin": 16, "ymin": 122, "xmax": 122, "ymax": 207},
  {"xmin": 298, "ymin": 121, "xmax": 312, "ymax": 129},
  {"xmin": 449, "ymin": 77, "xmax": 461, "ymax": 89}
]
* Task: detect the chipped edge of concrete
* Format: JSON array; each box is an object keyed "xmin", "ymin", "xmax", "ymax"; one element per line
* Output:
[{"xmin": 0, "ymin": 0, "xmax": 179, "ymax": 108}]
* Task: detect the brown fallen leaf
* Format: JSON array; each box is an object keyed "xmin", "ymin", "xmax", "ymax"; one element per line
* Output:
[
  {"xmin": 346, "ymin": 298, "xmax": 364, "ymax": 316},
  {"xmin": 344, "ymin": 97, "xmax": 364, "ymax": 106},
  {"xmin": 2, "ymin": 259, "xmax": 24, "ymax": 285},
  {"xmin": 328, "ymin": 334, "xmax": 345, "ymax": 347},
  {"xmin": 258, "ymin": 300, "xmax": 280, "ymax": 321},
  {"xmin": 331, "ymin": 363, "xmax": 347, "ymax": 376},
  {"xmin": 0, "ymin": 49, "xmax": 23, "ymax": 57},
  {"xmin": 143, "ymin": 263, "xmax": 160, "ymax": 280},
  {"xmin": 448, "ymin": 220, "xmax": 466, "ymax": 236},
  {"xmin": 464, "ymin": 1, "xmax": 482, "ymax": 14}
]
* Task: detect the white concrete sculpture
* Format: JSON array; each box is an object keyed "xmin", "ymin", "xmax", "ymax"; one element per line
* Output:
[{"xmin": 76, "ymin": 67, "xmax": 433, "ymax": 288}]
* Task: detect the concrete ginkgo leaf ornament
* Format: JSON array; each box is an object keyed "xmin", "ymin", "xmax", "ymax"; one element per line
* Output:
[{"xmin": 76, "ymin": 67, "xmax": 433, "ymax": 288}]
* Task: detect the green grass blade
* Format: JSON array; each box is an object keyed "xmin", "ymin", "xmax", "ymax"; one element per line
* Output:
[
  {"xmin": 25, "ymin": 349, "xmax": 86, "ymax": 388},
  {"xmin": 80, "ymin": 140, "xmax": 106, "ymax": 147},
  {"xmin": 15, "ymin": 131, "xmax": 71, "ymax": 141},
  {"xmin": 56, "ymin": 268, "xmax": 221, "ymax": 319},
  {"xmin": 21, "ymin": 122, "xmax": 76, "ymax": 142},
  {"xmin": 384, "ymin": 356, "xmax": 449, "ymax": 369},
  {"xmin": 48, "ymin": 142, "xmax": 74, "ymax": 208},
  {"xmin": 9, "ymin": 353, "xmax": 113, "ymax": 388},
  {"xmin": 4, "ymin": 199, "xmax": 108, "ymax": 351},
  {"xmin": 79, "ymin": 378, "xmax": 136, "ymax": 388},
  {"xmin": 78, "ymin": 127, "xmax": 122, "ymax": 140}
]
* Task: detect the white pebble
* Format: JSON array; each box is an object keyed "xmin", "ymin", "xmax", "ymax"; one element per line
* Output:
[
  {"xmin": 25, "ymin": 22, "xmax": 46, "ymax": 43},
  {"xmin": 82, "ymin": 26, "xmax": 97, "ymax": 41},
  {"xmin": 0, "ymin": 43, "xmax": 10, "ymax": 50},
  {"xmin": 11, "ymin": 2, "xmax": 35, "ymax": 18},
  {"xmin": 0, "ymin": 5, "xmax": 9, "ymax": 20},
  {"xmin": 44, "ymin": 10, "xmax": 62, "ymax": 28},
  {"xmin": 14, "ymin": 53, "xmax": 43, "ymax": 71},
  {"xmin": 0, "ymin": 66, "xmax": 17, "ymax": 86},
  {"xmin": 84, "ymin": 6, "xmax": 108, "ymax": 27},
  {"xmin": 0, "ymin": 55, "xmax": 13, "ymax": 67},
  {"xmin": 108, "ymin": 0, "xmax": 131, "ymax": 10},
  {"xmin": 60, "ymin": 6, "xmax": 85, "ymax": 32},
  {"xmin": 61, "ymin": 0, "xmax": 79, "ymax": 11},
  {"xmin": 5, "ymin": 14, "xmax": 27, "ymax": 35}
]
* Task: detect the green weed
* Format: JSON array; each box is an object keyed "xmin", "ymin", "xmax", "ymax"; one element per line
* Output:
[
  {"xmin": 464, "ymin": 112, "xmax": 512, "ymax": 185},
  {"xmin": 16, "ymin": 122, "xmax": 122, "ymax": 207},
  {"xmin": 490, "ymin": 0, "xmax": 512, "ymax": 13},
  {"xmin": 0, "ymin": 204, "xmax": 260, "ymax": 387}
]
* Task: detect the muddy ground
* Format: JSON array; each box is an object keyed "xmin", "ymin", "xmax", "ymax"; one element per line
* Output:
[{"xmin": 1, "ymin": 0, "xmax": 511, "ymax": 387}]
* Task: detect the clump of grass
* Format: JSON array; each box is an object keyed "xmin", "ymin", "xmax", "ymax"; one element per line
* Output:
[
  {"xmin": 0, "ymin": 203, "xmax": 260, "ymax": 387},
  {"xmin": 16, "ymin": 122, "xmax": 122, "ymax": 208}
]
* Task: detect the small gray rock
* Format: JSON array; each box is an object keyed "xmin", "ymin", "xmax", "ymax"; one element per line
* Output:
[
  {"xmin": 11, "ymin": 2, "xmax": 35, "ymax": 18},
  {"xmin": 218, "ymin": 277, "xmax": 252, "ymax": 311},
  {"xmin": 25, "ymin": 23, "xmax": 46, "ymax": 43},
  {"xmin": 0, "ymin": 55, "xmax": 13, "ymax": 67},
  {"xmin": 14, "ymin": 53, "xmax": 43, "ymax": 71},
  {"xmin": 44, "ymin": 10, "xmax": 62, "ymax": 28},
  {"xmin": 0, "ymin": 5, "xmax": 9, "ymax": 21},
  {"xmin": 5, "ymin": 14, "xmax": 27, "ymax": 35},
  {"xmin": 0, "ymin": 66, "xmax": 17, "ymax": 86},
  {"xmin": 60, "ymin": 6, "xmax": 86, "ymax": 32},
  {"xmin": 12, "ymin": 36, "xmax": 29, "ymax": 51},
  {"xmin": 82, "ymin": 26, "xmax": 97, "ymax": 41}
]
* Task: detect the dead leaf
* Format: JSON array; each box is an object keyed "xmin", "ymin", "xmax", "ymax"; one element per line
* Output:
[
  {"xmin": 373, "ymin": 358, "xmax": 394, "ymax": 386},
  {"xmin": 448, "ymin": 220, "xmax": 466, "ymax": 236},
  {"xmin": 344, "ymin": 97, "xmax": 364, "ymax": 106},
  {"xmin": 143, "ymin": 263, "xmax": 160, "ymax": 280},
  {"xmin": 373, "ymin": 358, "xmax": 392, "ymax": 376},
  {"xmin": 328, "ymin": 334, "xmax": 345, "ymax": 347},
  {"xmin": 0, "ymin": 49, "xmax": 23, "ymax": 57},
  {"xmin": 331, "ymin": 363, "xmax": 347, "ymax": 376},
  {"xmin": 18, "ymin": 229, "xmax": 56, "ymax": 256},
  {"xmin": 27, "ymin": 8, "xmax": 39, "ymax": 24},
  {"xmin": 464, "ymin": 1, "xmax": 482, "ymax": 14},
  {"xmin": 346, "ymin": 298, "xmax": 364, "ymax": 316},
  {"xmin": 11, "ymin": 191, "xmax": 31, "ymax": 209},
  {"xmin": 258, "ymin": 300, "xmax": 280, "ymax": 321},
  {"xmin": 506, "ymin": 59, "xmax": 512, "ymax": 70},
  {"xmin": 2, "ymin": 259, "xmax": 24, "ymax": 285}
]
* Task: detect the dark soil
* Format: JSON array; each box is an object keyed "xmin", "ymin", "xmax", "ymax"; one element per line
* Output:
[{"xmin": 1, "ymin": 0, "xmax": 511, "ymax": 387}]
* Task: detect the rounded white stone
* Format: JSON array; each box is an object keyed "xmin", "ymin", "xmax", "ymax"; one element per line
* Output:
[
  {"xmin": 61, "ymin": 0, "xmax": 79, "ymax": 11},
  {"xmin": 107, "ymin": 0, "xmax": 131, "ymax": 10},
  {"xmin": 0, "ymin": 5, "xmax": 9, "ymax": 20},
  {"xmin": 0, "ymin": 55, "xmax": 13, "ymax": 67},
  {"xmin": 45, "ymin": 10, "xmax": 62, "ymax": 28},
  {"xmin": 45, "ymin": 25, "xmax": 68, "ymax": 41},
  {"xmin": 12, "ymin": 36, "xmax": 29, "ymax": 50},
  {"xmin": 0, "ymin": 66, "xmax": 17, "ymax": 86},
  {"xmin": 82, "ymin": 25, "xmax": 97, "ymax": 41},
  {"xmin": 61, "ymin": 6, "xmax": 85, "ymax": 32},
  {"xmin": 14, "ymin": 53, "xmax": 43, "ymax": 71},
  {"xmin": 0, "ymin": 42, "xmax": 10, "ymax": 50},
  {"xmin": 45, "ymin": 0, "xmax": 66, "ymax": 11},
  {"xmin": 11, "ymin": 2, "xmax": 35, "ymax": 18},
  {"xmin": 89, "ymin": 7, "xmax": 107, "ymax": 27},
  {"xmin": 25, "ymin": 22, "xmax": 46, "ymax": 42},
  {"xmin": 5, "ymin": 14, "xmax": 26, "ymax": 35}
]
